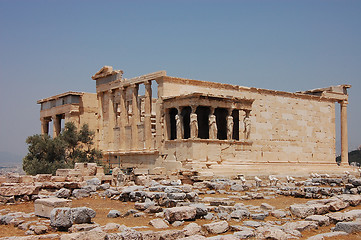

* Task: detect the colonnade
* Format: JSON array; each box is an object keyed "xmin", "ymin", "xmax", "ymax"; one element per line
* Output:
[
  {"xmin": 99, "ymin": 80, "xmax": 153, "ymax": 151},
  {"xmin": 167, "ymin": 105, "xmax": 251, "ymax": 141},
  {"xmin": 40, "ymin": 113, "xmax": 75, "ymax": 138},
  {"xmin": 40, "ymin": 114, "xmax": 63, "ymax": 137}
]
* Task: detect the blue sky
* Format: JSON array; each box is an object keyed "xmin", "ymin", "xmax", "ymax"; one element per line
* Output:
[{"xmin": 0, "ymin": 0, "xmax": 360, "ymax": 162}]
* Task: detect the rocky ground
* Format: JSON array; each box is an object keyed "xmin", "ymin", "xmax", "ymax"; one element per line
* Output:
[{"xmin": 2, "ymin": 173, "xmax": 361, "ymax": 239}]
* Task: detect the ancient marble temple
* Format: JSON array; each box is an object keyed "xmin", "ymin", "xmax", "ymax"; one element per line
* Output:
[{"xmin": 37, "ymin": 66, "xmax": 351, "ymax": 176}]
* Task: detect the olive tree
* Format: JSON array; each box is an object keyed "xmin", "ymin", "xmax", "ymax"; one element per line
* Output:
[{"xmin": 23, "ymin": 122, "xmax": 102, "ymax": 175}]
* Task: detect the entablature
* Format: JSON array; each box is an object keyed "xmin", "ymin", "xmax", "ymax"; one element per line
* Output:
[{"xmin": 162, "ymin": 92, "xmax": 254, "ymax": 111}]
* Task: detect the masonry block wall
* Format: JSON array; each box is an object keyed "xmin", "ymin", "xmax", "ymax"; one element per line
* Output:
[{"xmin": 158, "ymin": 76, "xmax": 336, "ymax": 166}]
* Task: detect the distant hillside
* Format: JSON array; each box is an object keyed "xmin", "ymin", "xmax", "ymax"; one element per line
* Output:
[
  {"xmin": 0, "ymin": 151, "xmax": 23, "ymax": 167},
  {"xmin": 336, "ymin": 148, "xmax": 361, "ymax": 166}
]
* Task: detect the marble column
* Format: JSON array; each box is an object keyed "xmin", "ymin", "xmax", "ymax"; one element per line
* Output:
[
  {"xmin": 52, "ymin": 115, "xmax": 61, "ymax": 138},
  {"xmin": 119, "ymin": 87, "xmax": 127, "ymax": 151},
  {"xmin": 340, "ymin": 100, "xmax": 349, "ymax": 164},
  {"xmin": 131, "ymin": 84, "xmax": 140, "ymax": 150},
  {"xmin": 144, "ymin": 81, "xmax": 152, "ymax": 149},
  {"xmin": 108, "ymin": 90, "xmax": 115, "ymax": 151},
  {"xmin": 41, "ymin": 118, "xmax": 49, "ymax": 135}
]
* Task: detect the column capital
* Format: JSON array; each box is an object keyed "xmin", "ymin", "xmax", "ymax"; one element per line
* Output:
[
  {"xmin": 40, "ymin": 117, "xmax": 49, "ymax": 123},
  {"xmin": 340, "ymin": 100, "xmax": 349, "ymax": 106},
  {"xmin": 144, "ymin": 80, "xmax": 152, "ymax": 86},
  {"xmin": 130, "ymin": 83, "xmax": 139, "ymax": 88}
]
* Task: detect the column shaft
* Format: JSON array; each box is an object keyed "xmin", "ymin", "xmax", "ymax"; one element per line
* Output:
[
  {"xmin": 341, "ymin": 100, "xmax": 349, "ymax": 164},
  {"xmin": 144, "ymin": 81, "xmax": 152, "ymax": 149},
  {"xmin": 52, "ymin": 115, "xmax": 61, "ymax": 138},
  {"xmin": 131, "ymin": 84, "xmax": 140, "ymax": 150},
  {"xmin": 108, "ymin": 90, "xmax": 115, "ymax": 151},
  {"xmin": 41, "ymin": 118, "xmax": 49, "ymax": 135},
  {"xmin": 119, "ymin": 87, "xmax": 127, "ymax": 151}
]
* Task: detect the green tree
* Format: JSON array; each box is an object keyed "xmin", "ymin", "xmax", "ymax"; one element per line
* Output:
[
  {"xmin": 23, "ymin": 122, "xmax": 102, "ymax": 175},
  {"xmin": 63, "ymin": 122, "xmax": 102, "ymax": 165},
  {"xmin": 23, "ymin": 134, "xmax": 67, "ymax": 175}
]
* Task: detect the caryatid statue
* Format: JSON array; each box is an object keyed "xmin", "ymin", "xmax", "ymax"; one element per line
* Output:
[
  {"xmin": 190, "ymin": 113, "xmax": 198, "ymax": 139},
  {"xmin": 209, "ymin": 114, "xmax": 217, "ymax": 139},
  {"xmin": 244, "ymin": 115, "xmax": 251, "ymax": 139},
  {"xmin": 227, "ymin": 115, "xmax": 234, "ymax": 140},
  {"xmin": 175, "ymin": 114, "xmax": 182, "ymax": 139}
]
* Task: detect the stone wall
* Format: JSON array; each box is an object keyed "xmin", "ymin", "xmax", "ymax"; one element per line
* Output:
[
  {"xmin": 78, "ymin": 93, "xmax": 98, "ymax": 132},
  {"xmin": 158, "ymin": 77, "xmax": 336, "ymax": 170}
]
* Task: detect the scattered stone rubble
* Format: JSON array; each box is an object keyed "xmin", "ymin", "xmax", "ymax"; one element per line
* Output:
[{"xmin": 2, "ymin": 170, "xmax": 361, "ymax": 239}]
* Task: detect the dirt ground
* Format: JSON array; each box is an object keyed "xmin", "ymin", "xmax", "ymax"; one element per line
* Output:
[{"xmin": 1, "ymin": 194, "xmax": 361, "ymax": 239}]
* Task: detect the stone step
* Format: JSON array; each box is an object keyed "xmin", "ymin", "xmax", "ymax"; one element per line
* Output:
[{"xmin": 197, "ymin": 163, "xmax": 354, "ymax": 178}]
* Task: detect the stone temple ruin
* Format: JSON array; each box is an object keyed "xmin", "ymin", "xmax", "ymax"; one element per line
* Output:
[
  {"xmin": 0, "ymin": 67, "xmax": 359, "ymax": 239},
  {"xmin": 37, "ymin": 66, "xmax": 351, "ymax": 176}
]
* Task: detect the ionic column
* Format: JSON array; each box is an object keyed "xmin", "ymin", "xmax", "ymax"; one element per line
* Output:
[
  {"xmin": 41, "ymin": 118, "xmax": 49, "ymax": 135},
  {"xmin": 340, "ymin": 100, "xmax": 349, "ymax": 164},
  {"xmin": 52, "ymin": 115, "xmax": 61, "ymax": 138},
  {"xmin": 108, "ymin": 90, "xmax": 115, "ymax": 151},
  {"xmin": 119, "ymin": 87, "xmax": 127, "ymax": 151},
  {"xmin": 131, "ymin": 84, "xmax": 140, "ymax": 150},
  {"xmin": 144, "ymin": 81, "xmax": 152, "ymax": 149}
]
